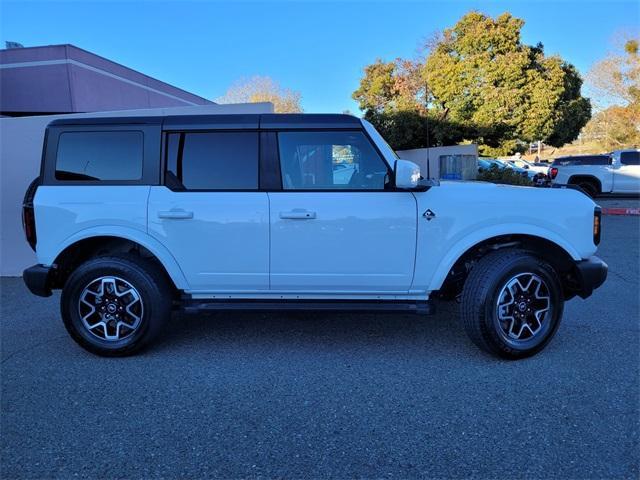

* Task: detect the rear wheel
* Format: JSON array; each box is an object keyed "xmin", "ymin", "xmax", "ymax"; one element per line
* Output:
[
  {"xmin": 460, "ymin": 249, "xmax": 564, "ymax": 359},
  {"xmin": 61, "ymin": 255, "xmax": 172, "ymax": 356}
]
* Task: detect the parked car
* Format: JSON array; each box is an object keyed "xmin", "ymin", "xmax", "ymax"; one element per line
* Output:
[
  {"xmin": 487, "ymin": 158, "xmax": 538, "ymax": 182},
  {"xmin": 479, "ymin": 158, "xmax": 545, "ymax": 186},
  {"xmin": 507, "ymin": 158, "xmax": 549, "ymax": 174},
  {"xmin": 477, "ymin": 158, "xmax": 496, "ymax": 172},
  {"xmin": 549, "ymin": 150, "xmax": 640, "ymax": 197},
  {"xmin": 22, "ymin": 114, "xmax": 607, "ymax": 359}
]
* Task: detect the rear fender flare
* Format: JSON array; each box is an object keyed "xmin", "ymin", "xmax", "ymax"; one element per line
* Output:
[{"xmin": 48, "ymin": 226, "xmax": 190, "ymax": 290}]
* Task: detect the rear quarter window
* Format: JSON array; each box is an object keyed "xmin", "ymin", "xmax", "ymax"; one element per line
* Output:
[
  {"xmin": 55, "ymin": 131, "xmax": 143, "ymax": 181},
  {"xmin": 552, "ymin": 155, "xmax": 610, "ymax": 166},
  {"xmin": 620, "ymin": 151, "xmax": 640, "ymax": 165}
]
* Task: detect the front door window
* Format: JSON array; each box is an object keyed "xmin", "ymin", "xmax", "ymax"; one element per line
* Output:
[{"xmin": 278, "ymin": 131, "xmax": 390, "ymax": 190}]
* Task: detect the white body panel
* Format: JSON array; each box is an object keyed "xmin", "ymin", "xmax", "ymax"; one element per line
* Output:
[
  {"xmin": 34, "ymin": 185, "xmax": 190, "ymax": 289},
  {"xmin": 268, "ymin": 192, "xmax": 417, "ymax": 293},
  {"xmin": 37, "ymin": 181, "xmax": 595, "ymax": 298},
  {"xmin": 147, "ymin": 187, "xmax": 269, "ymax": 292},
  {"xmin": 410, "ymin": 182, "xmax": 598, "ymax": 292},
  {"xmin": 35, "ymin": 186, "xmax": 149, "ymax": 264},
  {"xmin": 614, "ymin": 163, "xmax": 640, "ymax": 192},
  {"xmin": 610, "ymin": 150, "xmax": 640, "ymax": 193}
]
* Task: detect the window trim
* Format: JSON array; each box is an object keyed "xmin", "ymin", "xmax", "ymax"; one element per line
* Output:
[
  {"xmin": 273, "ymin": 128, "xmax": 396, "ymax": 193},
  {"xmin": 42, "ymin": 125, "xmax": 160, "ymax": 186},
  {"xmin": 161, "ymin": 129, "xmax": 262, "ymax": 192}
]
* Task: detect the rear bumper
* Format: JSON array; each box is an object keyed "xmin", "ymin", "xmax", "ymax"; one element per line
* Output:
[
  {"xmin": 23, "ymin": 264, "xmax": 53, "ymax": 297},
  {"xmin": 573, "ymin": 256, "xmax": 608, "ymax": 299}
]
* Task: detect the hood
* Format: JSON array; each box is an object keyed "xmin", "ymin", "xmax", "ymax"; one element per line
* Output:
[{"xmin": 428, "ymin": 180, "xmax": 596, "ymax": 214}]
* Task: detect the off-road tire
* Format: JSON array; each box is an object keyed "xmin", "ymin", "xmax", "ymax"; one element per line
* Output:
[
  {"xmin": 460, "ymin": 249, "xmax": 564, "ymax": 360},
  {"xmin": 61, "ymin": 255, "xmax": 172, "ymax": 356}
]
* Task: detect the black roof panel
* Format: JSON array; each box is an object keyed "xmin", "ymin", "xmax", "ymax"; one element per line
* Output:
[
  {"xmin": 48, "ymin": 113, "xmax": 361, "ymax": 130},
  {"xmin": 259, "ymin": 113, "xmax": 360, "ymax": 129},
  {"xmin": 48, "ymin": 116, "xmax": 162, "ymax": 127},
  {"xmin": 164, "ymin": 114, "xmax": 259, "ymax": 130}
]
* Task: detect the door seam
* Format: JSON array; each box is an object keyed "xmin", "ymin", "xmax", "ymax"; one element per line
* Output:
[{"xmin": 267, "ymin": 192, "xmax": 272, "ymax": 289}]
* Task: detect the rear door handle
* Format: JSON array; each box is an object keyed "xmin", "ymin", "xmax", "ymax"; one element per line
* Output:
[
  {"xmin": 158, "ymin": 209, "xmax": 193, "ymax": 220},
  {"xmin": 279, "ymin": 209, "xmax": 316, "ymax": 220}
]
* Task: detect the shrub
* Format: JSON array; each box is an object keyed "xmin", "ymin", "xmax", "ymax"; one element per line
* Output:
[{"xmin": 477, "ymin": 165, "xmax": 532, "ymax": 186}]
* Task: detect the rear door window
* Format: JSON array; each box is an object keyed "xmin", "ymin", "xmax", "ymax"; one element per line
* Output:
[
  {"xmin": 165, "ymin": 132, "xmax": 259, "ymax": 190},
  {"xmin": 55, "ymin": 131, "xmax": 143, "ymax": 181}
]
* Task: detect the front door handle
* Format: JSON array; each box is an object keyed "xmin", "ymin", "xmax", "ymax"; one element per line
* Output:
[
  {"xmin": 279, "ymin": 209, "xmax": 317, "ymax": 220},
  {"xmin": 158, "ymin": 209, "xmax": 193, "ymax": 220}
]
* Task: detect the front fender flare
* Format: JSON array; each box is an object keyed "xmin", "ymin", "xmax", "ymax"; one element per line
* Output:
[{"xmin": 426, "ymin": 224, "xmax": 582, "ymax": 292}]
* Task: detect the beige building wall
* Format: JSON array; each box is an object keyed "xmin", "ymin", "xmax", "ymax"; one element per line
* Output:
[{"xmin": 397, "ymin": 144, "xmax": 479, "ymax": 180}]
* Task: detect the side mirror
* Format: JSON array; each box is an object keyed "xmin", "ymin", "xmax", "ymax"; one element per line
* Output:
[{"xmin": 394, "ymin": 159, "xmax": 421, "ymax": 189}]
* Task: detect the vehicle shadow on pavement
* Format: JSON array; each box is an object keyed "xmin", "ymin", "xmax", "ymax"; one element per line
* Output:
[{"xmin": 153, "ymin": 300, "xmax": 483, "ymax": 360}]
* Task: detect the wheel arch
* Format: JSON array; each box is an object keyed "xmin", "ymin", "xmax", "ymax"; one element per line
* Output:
[
  {"xmin": 432, "ymin": 233, "xmax": 580, "ymax": 300},
  {"xmin": 567, "ymin": 174, "xmax": 602, "ymax": 193},
  {"xmin": 48, "ymin": 228, "xmax": 189, "ymax": 291}
]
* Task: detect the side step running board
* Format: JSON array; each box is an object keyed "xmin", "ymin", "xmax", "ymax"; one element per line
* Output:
[{"xmin": 179, "ymin": 299, "xmax": 435, "ymax": 315}]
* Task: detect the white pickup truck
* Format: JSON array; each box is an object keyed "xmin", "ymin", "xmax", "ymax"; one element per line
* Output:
[
  {"xmin": 22, "ymin": 114, "xmax": 607, "ymax": 360},
  {"xmin": 549, "ymin": 150, "xmax": 640, "ymax": 197}
]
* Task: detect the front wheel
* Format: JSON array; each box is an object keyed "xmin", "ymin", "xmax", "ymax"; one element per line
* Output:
[
  {"xmin": 460, "ymin": 249, "xmax": 564, "ymax": 359},
  {"xmin": 61, "ymin": 255, "xmax": 172, "ymax": 356}
]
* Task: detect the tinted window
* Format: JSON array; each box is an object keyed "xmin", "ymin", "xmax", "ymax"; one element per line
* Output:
[
  {"xmin": 552, "ymin": 155, "xmax": 610, "ymax": 166},
  {"xmin": 278, "ymin": 131, "xmax": 389, "ymax": 190},
  {"xmin": 56, "ymin": 131, "xmax": 143, "ymax": 181},
  {"xmin": 166, "ymin": 132, "xmax": 258, "ymax": 190},
  {"xmin": 620, "ymin": 151, "xmax": 640, "ymax": 165}
]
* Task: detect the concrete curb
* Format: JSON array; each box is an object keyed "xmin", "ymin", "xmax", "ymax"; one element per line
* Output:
[{"xmin": 601, "ymin": 207, "xmax": 640, "ymax": 216}]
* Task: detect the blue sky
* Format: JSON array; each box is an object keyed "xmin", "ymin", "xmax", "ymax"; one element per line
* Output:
[{"xmin": 2, "ymin": 1, "xmax": 639, "ymax": 113}]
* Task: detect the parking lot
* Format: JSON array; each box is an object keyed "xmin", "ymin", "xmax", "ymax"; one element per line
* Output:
[{"xmin": 1, "ymin": 214, "xmax": 638, "ymax": 479}]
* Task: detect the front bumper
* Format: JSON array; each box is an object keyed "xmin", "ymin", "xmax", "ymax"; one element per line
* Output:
[
  {"xmin": 23, "ymin": 264, "xmax": 53, "ymax": 297},
  {"xmin": 573, "ymin": 256, "xmax": 608, "ymax": 299}
]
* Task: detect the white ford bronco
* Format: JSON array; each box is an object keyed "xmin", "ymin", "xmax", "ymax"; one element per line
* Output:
[
  {"xmin": 549, "ymin": 150, "xmax": 640, "ymax": 197},
  {"xmin": 23, "ymin": 114, "xmax": 607, "ymax": 359}
]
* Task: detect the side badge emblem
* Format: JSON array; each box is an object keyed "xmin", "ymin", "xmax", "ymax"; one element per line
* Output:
[{"xmin": 423, "ymin": 209, "xmax": 436, "ymax": 221}]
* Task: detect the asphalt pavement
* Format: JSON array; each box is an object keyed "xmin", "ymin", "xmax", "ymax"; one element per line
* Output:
[{"xmin": 1, "ymin": 216, "xmax": 638, "ymax": 479}]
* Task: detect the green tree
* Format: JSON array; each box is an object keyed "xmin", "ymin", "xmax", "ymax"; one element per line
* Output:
[
  {"xmin": 353, "ymin": 12, "xmax": 591, "ymax": 155},
  {"xmin": 424, "ymin": 12, "xmax": 590, "ymax": 155},
  {"xmin": 352, "ymin": 59, "xmax": 425, "ymax": 114}
]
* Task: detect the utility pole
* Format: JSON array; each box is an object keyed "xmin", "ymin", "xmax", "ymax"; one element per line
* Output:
[{"xmin": 425, "ymin": 78, "xmax": 430, "ymax": 180}]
